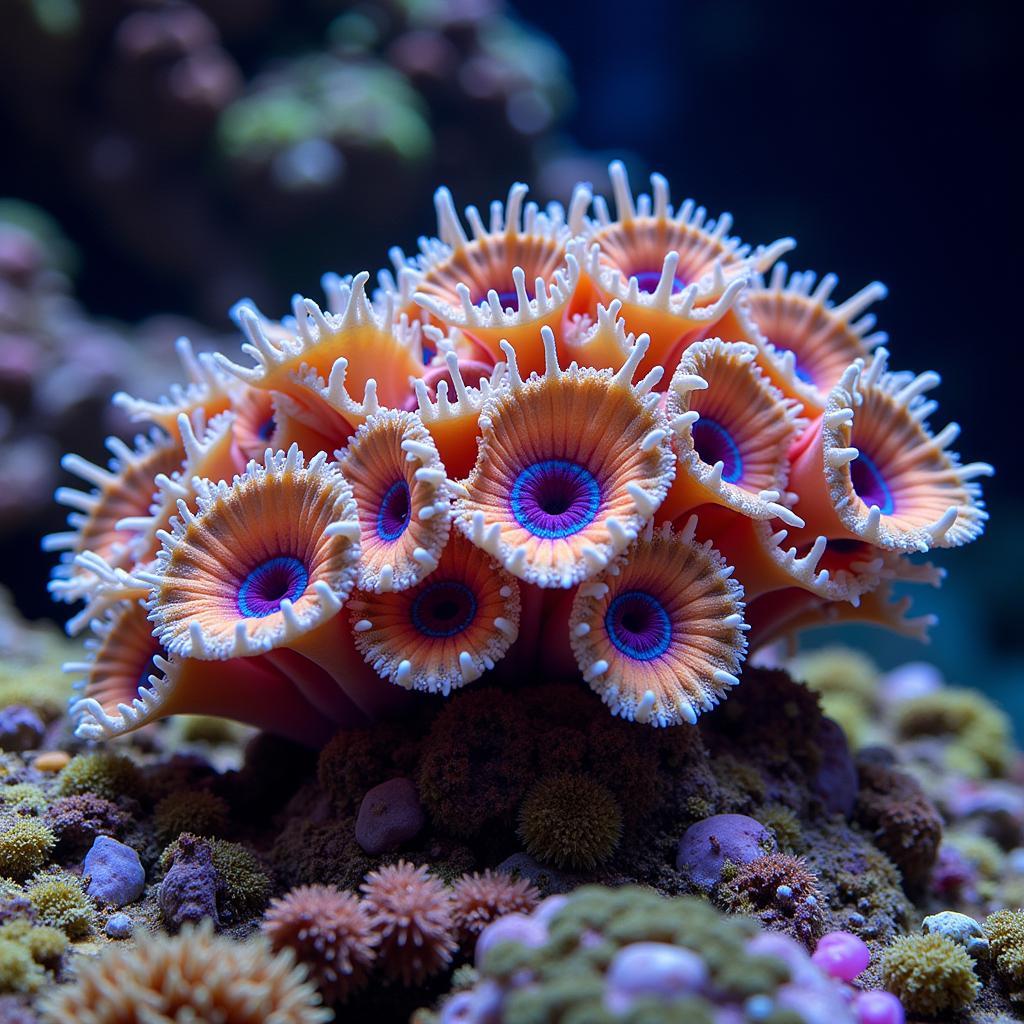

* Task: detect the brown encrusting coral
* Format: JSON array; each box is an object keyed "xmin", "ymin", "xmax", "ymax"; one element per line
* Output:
[{"xmin": 855, "ymin": 760, "xmax": 942, "ymax": 892}]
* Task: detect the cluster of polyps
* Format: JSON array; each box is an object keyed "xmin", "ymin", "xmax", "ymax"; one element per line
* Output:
[{"xmin": 46, "ymin": 162, "xmax": 991, "ymax": 742}]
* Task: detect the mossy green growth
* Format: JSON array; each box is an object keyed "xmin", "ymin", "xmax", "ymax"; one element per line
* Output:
[
  {"xmin": 760, "ymin": 805, "xmax": 805, "ymax": 854},
  {"xmin": 57, "ymin": 751, "xmax": 143, "ymax": 802},
  {"xmin": 0, "ymin": 937, "xmax": 44, "ymax": 993},
  {"xmin": 26, "ymin": 872, "xmax": 95, "ymax": 938},
  {"xmin": 154, "ymin": 790, "xmax": 229, "ymax": 845},
  {"xmin": 161, "ymin": 834, "xmax": 270, "ymax": 919},
  {"xmin": 893, "ymin": 686, "xmax": 1013, "ymax": 778},
  {"xmin": 945, "ymin": 831, "xmax": 1005, "ymax": 880},
  {"xmin": 517, "ymin": 773, "xmax": 622, "ymax": 870},
  {"xmin": 0, "ymin": 918, "xmax": 67, "ymax": 969},
  {"xmin": 479, "ymin": 886, "xmax": 792, "ymax": 1024},
  {"xmin": 1, "ymin": 784, "xmax": 48, "ymax": 816},
  {"xmin": 791, "ymin": 647, "xmax": 878, "ymax": 702},
  {"xmin": 878, "ymin": 932, "xmax": 979, "ymax": 1015},
  {"xmin": 0, "ymin": 632, "xmax": 75, "ymax": 721},
  {"xmin": 985, "ymin": 909, "xmax": 1024, "ymax": 1001},
  {"xmin": 0, "ymin": 818, "xmax": 56, "ymax": 879}
]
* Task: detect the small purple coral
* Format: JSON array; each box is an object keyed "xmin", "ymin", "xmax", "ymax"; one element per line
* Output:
[
  {"xmin": 158, "ymin": 834, "xmax": 222, "ymax": 930},
  {"xmin": 853, "ymin": 990, "xmax": 905, "ymax": 1024},
  {"xmin": 0, "ymin": 705, "xmax": 45, "ymax": 752}
]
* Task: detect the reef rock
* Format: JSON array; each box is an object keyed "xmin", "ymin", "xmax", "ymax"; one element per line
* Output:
[
  {"xmin": 675, "ymin": 813, "xmax": 776, "ymax": 890},
  {"xmin": 83, "ymin": 835, "xmax": 145, "ymax": 907},
  {"xmin": 355, "ymin": 777, "xmax": 426, "ymax": 854}
]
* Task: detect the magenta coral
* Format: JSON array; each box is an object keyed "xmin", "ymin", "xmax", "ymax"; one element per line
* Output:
[
  {"xmin": 45, "ymin": 161, "xmax": 991, "ymax": 742},
  {"xmin": 360, "ymin": 861, "xmax": 456, "ymax": 986}
]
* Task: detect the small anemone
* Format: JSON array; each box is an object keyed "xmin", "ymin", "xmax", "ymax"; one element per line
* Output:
[
  {"xmin": 214, "ymin": 276, "xmax": 423, "ymax": 412},
  {"xmin": 455, "ymin": 327, "xmax": 674, "ymax": 587},
  {"xmin": 144, "ymin": 445, "xmax": 360, "ymax": 661},
  {"xmin": 112, "ymin": 336, "xmax": 238, "ymax": 434},
  {"xmin": 736, "ymin": 262, "xmax": 888, "ymax": 412},
  {"xmin": 43, "ymin": 428, "xmax": 185, "ymax": 603},
  {"xmin": 572, "ymin": 160, "xmax": 791, "ymax": 371},
  {"xmin": 788, "ymin": 349, "xmax": 992, "ymax": 552},
  {"xmin": 408, "ymin": 182, "xmax": 581, "ymax": 376},
  {"xmin": 360, "ymin": 861, "xmax": 456, "ymax": 986},
  {"xmin": 570, "ymin": 518, "xmax": 747, "ymax": 727},
  {"xmin": 347, "ymin": 531, "xmax": 520, "ymax": 695},
  {"xmin": 37, "ymin": 918, "xmax": 331, "ymax": 1023},
  {"xmin": 337, "ymin": 408, "xmax": 452, "ymax": 593},
  {"xmin": 451, "ymin": 871, "xmax": 540, "ymax": 948},
  {"xmin": 263, "ymin": 884, "xmax": 379, "ymax": 1004},
  {"xmin": 661, "ymin": 339, "xmax": 804, "ymax": 526}
]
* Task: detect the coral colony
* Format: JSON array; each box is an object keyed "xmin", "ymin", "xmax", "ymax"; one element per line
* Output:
[{"xmin": 44, "ymin": 161, "xmax": 991, "ymax": 744}]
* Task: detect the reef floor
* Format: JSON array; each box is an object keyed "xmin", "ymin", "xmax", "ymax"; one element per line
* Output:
[{"xmin": 2, "ymin": 594, "xmax": 1023, "ymax": 1022}]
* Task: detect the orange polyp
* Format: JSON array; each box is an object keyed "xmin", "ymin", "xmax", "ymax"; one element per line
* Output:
[
  {"xmin": 68, "ymin": 601, "xmax": 341, "ymax": 746},
  {"xmin": 413, "ymin": 354, "xmax": 505, "ymax": 482},
  {"xmin": 215, "ymin": 279, "xmax": 424, "ymax": 413},
  {"xmin": 785, "ymin": 353, "xmax": 991, "ymax": 554},
  {"xmin": 658, "ymin": 340, "xmax": 804, "ymax": 526}
]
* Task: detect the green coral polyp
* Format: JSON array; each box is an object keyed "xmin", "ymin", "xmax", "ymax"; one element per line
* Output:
[
  {"xmin": 517, "ymin": 773, "xmax": 623, "ymax": 870},
  {"xmin": 879, "ymin": 931, "xmax": 980, "ymax": 1015}
]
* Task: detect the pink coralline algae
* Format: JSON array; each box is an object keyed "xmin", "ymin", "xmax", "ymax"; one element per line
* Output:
[{"xmin": 46, "ymin": 162, "xmax": 992, "ymax": 742}]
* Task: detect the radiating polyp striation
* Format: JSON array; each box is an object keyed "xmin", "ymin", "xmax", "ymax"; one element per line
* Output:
[{"xmin": 46, "ymin": 161, "xmax": 992, "ymax": 742}]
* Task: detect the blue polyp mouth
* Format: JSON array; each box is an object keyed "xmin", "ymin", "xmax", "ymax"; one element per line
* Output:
[
  {"xmin": 411, "ymin": 579, "xmax": 478, "ymax": 638},
  {"xmin": 136, "ymin": 655, "xmax": 159, "ymax": 691},
  {"xmin": 792, "ymin": 359, "xmax": 815, "ymax": 386},
  {"xmin": 377, "ymin": 480, "xmax": 412, "ymax": 541},
  {"xmin": 237, "ymin": 555, "xmax": 309, "ymax": 618},
  {"xmin": 631, "ymin": 269, "xmax": 686, "ymax": 294},
  {"xmin": 605, "ymin": 589, "xmax": 672, "ymax": 662},
  {"xmin": 850, "ymin": 451, "xmax": 895, "ymax": 515},
  {"xmin": 475, "ymin": 284, "xmax": 535, "ymax": 314},
  {"xmin": 511, "ymin": 459, "xmax": 601, "ymax": 539},
  {"xmin": 764, "ymin": 337, "xmax": 815, "ymax": 386},
  {"xmin": 691, "ymin": 417, "xmax": 744, "ymax": 483},
  {"xmin": 257, "ymin": 415, "xmax": 277, "ymax": 441}
]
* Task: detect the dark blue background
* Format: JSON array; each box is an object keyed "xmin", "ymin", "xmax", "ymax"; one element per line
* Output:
[{"xmin": 513, "ymin": 0, "xmax": 1021, "ymax": 708}]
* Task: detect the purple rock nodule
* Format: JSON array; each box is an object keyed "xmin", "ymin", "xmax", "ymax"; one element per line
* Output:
[
  {"xmin": 675, "ymin": 814, "xmax": 776, "ymax": 889},
  {"xmin": 355, "ymin": 777, "xmax": 426, "ymax": 855}
]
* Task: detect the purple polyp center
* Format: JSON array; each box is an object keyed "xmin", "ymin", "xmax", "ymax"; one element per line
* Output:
[
  {"xmin": 378, "ymin": 480, "xmax": 412, "ymax": 541},
  {"xmin": 849, "ymin": 451, "xmax": 894, "ymax": 515},
  {"xmin": 237, "ymin": 555, "xmax": 309, "ymax": 618},
  {"xmin": 605, "ymin": 590, "xmax": 672, "ymax": 661},
  {"xmin": 411, "ymin": 580, "xmax": 477, "ymax": 638},
  {"xmin": 691, "ymin": 418, "xmax": 743, "ymax": 483},
  {"xmin": 511, "ymin": 459, "xmax": 601, "ymax": 539},
  {"xmin": 257, "ymin": 416, "xmax": 276, "ymax": 441},
  {"xmin": 474, "ymin": 284, "xmax": 534, "ymax": 313},
  {"xmin": 632, "ymin": 269, "xmax": 686, "ymax": 294}
]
